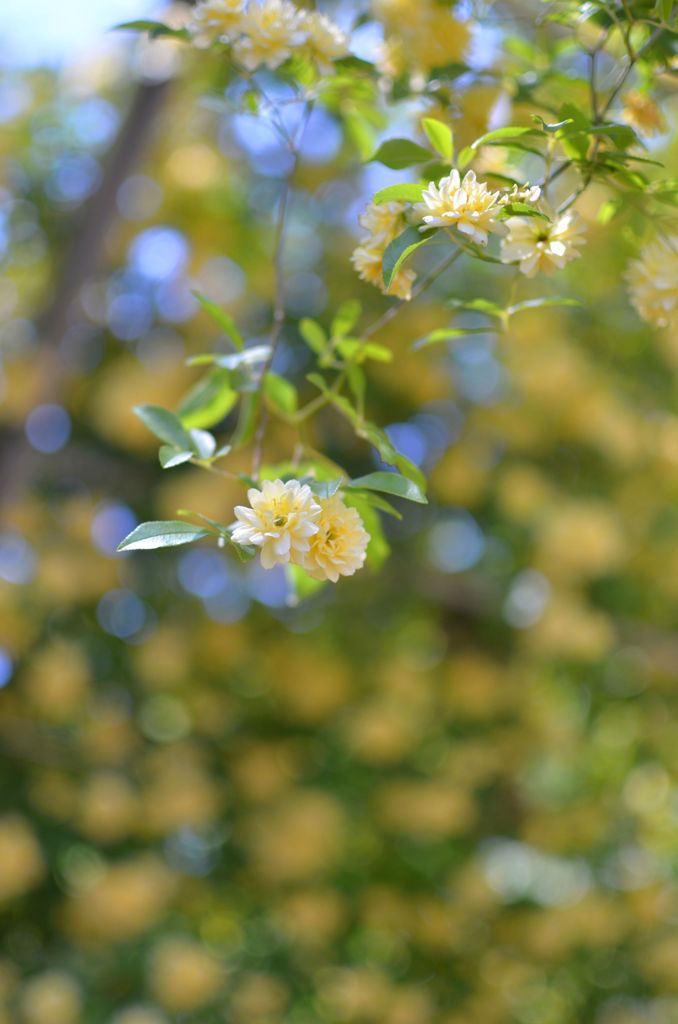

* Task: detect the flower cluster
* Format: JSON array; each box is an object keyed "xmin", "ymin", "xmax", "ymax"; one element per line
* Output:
[
  {"xmin": 373, "ymin": 0, "xmax": 470, "ymax": 78},
  {"xmin": 416, "ymin": 170, "xmax": 543, "ymax": 248},
  {"xmin": 351, "ymin": 200, "xmax": 416, "ymax": 301},
  {"xmin": 500, "ymin": 210, "xmax": 586, "ymax": 277},
  {"xmin": 231, "ymin": 479, "xmax": 370, "ymax": 582},
  {"xmin": 621, "ymin": 91, "xmax": 666, "ymax": 138},
  {"xmin": 626, "ymin": 236, "xmax": 678, "ymax": 329},
  {"xmin": 189, "ymin": 0, "xmax": 349, "ymax": 73}
]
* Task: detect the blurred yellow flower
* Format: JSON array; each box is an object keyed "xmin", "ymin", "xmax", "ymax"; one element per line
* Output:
[
  {"xmin": 352, "ymin": 200, "xmax": 415, "ymax": 300},
  {"xmin": 500, "ymin": 210, "xmax": 586, "ymax": 276},
  {"xmin": 621, "ymin": 91, "xmax": 666, "ymax": 138},
  {"xmin": 148, "ymin": 937, "xmax": 226, "ymax": 1012},
  {"xmin": 0, "ymin": 815, "xmax": 44, "ymax": 902},
  {"xmin": 64, "ymin": 856, "xmax": 176, "ymax": 942},
  {"xmin": 233, "ymin": 0, "xmax": 305, "ymax": 70},
  {"xmin": 416, "ymin": 170, "xmax": 504, "ymax": 246},
  {"xmin": 303, "ymin": 494, "xmax": 370, "ymax": 582},
  {"xmin": 359, "ymin": 200, "xmax": 406, "ymax": 243},
  {"xmin": 232, "ymin": 478, "xmax": 320, "ymax": 569},
  {"xmin": 373, "ymin": 0, "xmax": 470, "ymax": 75},
  {"xmin": 301, "ymin": 10, "xmax": 349, "ymax": 73},
  {"xmin": 627, "ymin": 236, "xmax": 678, "ymax": 329},
  {"xmin": 189, "ymin": 0, "xmax": 246, "ymax": 45},
  {"xmin": 20, "ymin": 971, "xmax": 81, "ymax": 1024}
]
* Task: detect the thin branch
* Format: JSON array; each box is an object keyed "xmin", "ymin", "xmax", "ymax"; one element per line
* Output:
[
  {"xmin": 251, "ymin": 100, "xmax": 314, "ymax": 478},
  {"xmin": 361, "ymin": 247, "xmax": 464, "ymax": 341}
]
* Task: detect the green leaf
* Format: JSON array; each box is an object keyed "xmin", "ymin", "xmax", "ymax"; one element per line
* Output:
[
  {"xmin": 343, "ymin": 110, "xmax": 377, "ymax": 161},
  {"xmin": 413, "ymin": 326, "xmax": 496, "ymax": 350},
  {"xmin": 134, "ymin": 405, "xmax": 195, "ymax": 452},
  {"xmin": 446, "ymin": 298, "xmax": 505, "ymax": 318},
  {"xmin": 588, "ymin": 123, "xmax": 638, "ymax": 149},
  {"xmin": 231, "ymin": 392, "xmax": 261, "ymax": 447},
  {"xmin": 357, "ymin": 492, "xmax": 402, "ymax": 519},
  {"xmin": 372, "ymin": 183, "xmax": 425, "ymax": 205},
  {"xmin": 344, "ymin": 494, "xmax": 390, "ymax": 570},
  {"xmin": 532, "ymin": 115, "xmax": 574, "ymax": 133},
  {"xmin": 346, "ymin": 471, "xmax": 427, "ymax": 504},
  {"xmin": 336, "ymin": 339, "xmax": 393, "ymax": 363},
  {"xmin": 192, "ymin": 291, "xmax": 244, "ymax": 350},
  {"xmin": 231, "ymin": 542, "xmax": 258, "ymax": 562},
  {"xmin": 597, "ymin": 199, "xmax": 623, "ymax": 224},
  {"xmin": 498, "ymin": 203, "xmax": 549, "ymax": 220},
  {"xmin": 307, "ymin": 478, "xmax": 343, "ymax": 499},
  {"xmin": 422, "ymin": 117, "xmax": 453, "ymax": 162},
  {"xmin": 299, "ymin": 318, "xmax": 328, "ymax": 355},
  {"xmin": 264, "ymin": 373, "xmax": 298, "ymax": 415},
  {"xmin": 187, "ymin": 345, "xmax": 271, "ymax": 370},
  {"xmin": 457, "ymin": 145, "xmax": 474, "ymax": 169},
  {"xmin": 471, "ymin": 125, "xmax": 543, "ymax": 150},
  {"xmin": 178, "ymin": 368, "xmax": 238, "ymax": 429},
  {"xmin": 188, "ymin": 428, "xmax": 216, "ymax": 459},
  {"xmin": 507, "ymin": 297, "xmax": 581, "ymax": 316},
  {"xmin": 358, "ymin": 422, "xmax": 426, "ymax": 491},
  {"xmin": 114, "ymin": 20, "xmax": 189, "ymax": 40},
  {"xmin": 382, "ymin": 226, "xmax": 434, "ymax": 288},
  {"xmin": 346, "ymin": 364, "xmax": 366, "ymax": 406},
  {"xmin": 428, "ymin": 61, "xmax": 469, "ymax": 81},
  {"xmin": 117, "ymin": 521, "xmax": 210, "ymax": 552},
  {"xmin": 370, "ymin": 138, "xmax": 433, "ymax": 170},
  {"xmin": 331, "ymin": 299, "xmax": 362, "ymax": 339},
  {"xmin": 159, "ymin": 446, "xmax": 193, "ymax": 469}
]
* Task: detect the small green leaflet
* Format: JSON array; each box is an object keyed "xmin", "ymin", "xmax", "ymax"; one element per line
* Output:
[
  {"xmin": 299, "ymin": 318, "xmax": 327, "ymax": 354},
  {"xmin": 178, "ymin": 368, "xmax": 237, "ymax": 429},
  {"xmin": 264, "ymin": 373, "xmax": 298, "ymax": 415},
  {"xmin": 413, "ymin": 326, "xmax": 496, "ymax": 350},
  {"xmin": 471, "ymin": 125, "xmax": 543, "ymax": 150},
  {"xmin": 372, "ymin": 183, "xmax": 425, "ymax": 205},
  {"xmin": 370, "ymin": 138, "xmax": 433, "ymax": 170},
  {"xmin": 192, "ymin": 291, "xmax": 244, "ymax": 350},
  {"xmin": 422, "ymin": 118, "xmax": 454, "ymax": 162},
  {"xmin": 447, "ymin": 297, "xmax": 505, "ymax": 318},
  {"xmin": 346, "ymin": 471, "xmax": 427, "ymax": 504},
  {"xmin": 358, "ymin": 492, "xmax": 402, "ymax": 519},
  {"xmin": 134, "ymin": 405, "xmax": 195, "ymax": 452},
  {"xmin": 331, "ymin": 299, "xmax": 362, "ymax": 339},
  {"xmin": 307, "ymin": 478, "xmax": 343, "ymax": 499},
  {"xmin": 159, "ymin": 446, "xmax": 193, "ymax": 469},
  {"xmin": 231, "ymin": 391, "xmax": 260, "ymax": 447},
  {"xmin": 498, "ymin": 203, "xmax": 548, "ymax": 220},
  {"xmin": 187, "ymin": 345, "xmax": 271, "ymax": 370},
  {"xmin": 189, "ymin": 428, "xmax": 216, "ymax": 459},
  {"xmin": 117, "ymin": 521, "xmax": 210, "ymax": 552},
  {"xmin": 382, "ymin": 226, "xmax": 434, "ymax": 288},
  {"xmin": 506, "ymin": 297, "xmax": 581, "ymax": 317},
  {"xmin": 336, "ymin": 339, "xmax": 393, "ymax": 363},
  {"xmin": 114, "ymin": 20, "xmax": 189, "ymax": 40}
]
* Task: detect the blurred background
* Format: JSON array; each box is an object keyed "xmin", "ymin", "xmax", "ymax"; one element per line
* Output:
[{"xmin": 2, "ymin": 2, "xmax": 678, "ymax": 1023}]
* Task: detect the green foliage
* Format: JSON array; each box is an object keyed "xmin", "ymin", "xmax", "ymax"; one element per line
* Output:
[
  {"xmin": 346, "ymin": 471, "xmax": 428, "ymax": 503},
  {"xmin": 117, "ymin": 520, "xmax": 211, "ymax": 550},
  {"xmin": 382, "ymin": 227, "xmax": 434, "ymax": 287},
  {"xmin": 422, "ymin": 118, "xmax": 454, "ymax": 162},
  {"xmin": 370, "ymin": 137, "xmax": 433, "ymax": 169}
]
